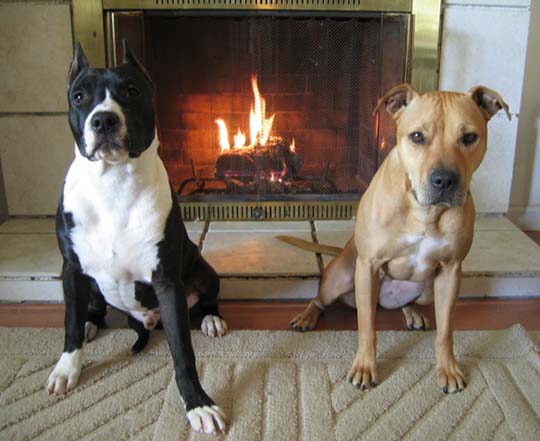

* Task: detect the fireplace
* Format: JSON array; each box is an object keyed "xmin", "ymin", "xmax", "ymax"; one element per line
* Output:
[
  {"xmin": 73, "ymin": 0, "xmax": 441, "ymax": 220},
  {"xmin": 128, "ymin": 13, "xmax": 409, "ymax": 197}
]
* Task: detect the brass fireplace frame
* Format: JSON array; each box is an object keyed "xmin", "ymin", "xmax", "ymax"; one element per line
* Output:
[{"xmin": 71, "ymin": 0, "xmax": 442, "ymax": 221}]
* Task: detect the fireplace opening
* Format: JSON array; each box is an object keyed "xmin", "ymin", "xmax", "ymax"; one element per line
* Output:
[{"xmin": 111, "ymin": 12, "xmax": 410, "ymax": 204}]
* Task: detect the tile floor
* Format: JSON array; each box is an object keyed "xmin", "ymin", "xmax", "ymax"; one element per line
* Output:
[
  {"xmin": 204, "ymin": 221, "xmax": 318, "ymax": 276},
  {"xmin": 1, "ymin": 215, "xmax": 539, "ymax": 302}
]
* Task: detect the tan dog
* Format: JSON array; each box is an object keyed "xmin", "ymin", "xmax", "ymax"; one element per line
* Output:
[{"xmin": 287, "ymin": 84, "xmax": 510, "ymax": 393}]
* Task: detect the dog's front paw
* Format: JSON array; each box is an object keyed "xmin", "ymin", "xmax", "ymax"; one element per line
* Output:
[
  {"xmin": 46, "ymin": 350, "xmax": 82, "ymax": 395},
  {"xmin": 187, "ymin": 405, "xmax": 227, "ymax": 434},
  {"xmin": 437, "ymin": 359, "xmax": 466, "ymax": 394},
  {"xmin": 347, "ymin": 352, "xmax": 378, "ymax": 390},
  {"xmin": 201, "ymin": 315, "xmax": 228, "ymax": 337}
]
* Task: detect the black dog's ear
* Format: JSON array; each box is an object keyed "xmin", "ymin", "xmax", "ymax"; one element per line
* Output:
[
  {"xmin": 67, "ymin": 43, "xmax": 89, "ymax": 88},
  {"xmin": 467, "ymin": 85, "xmax": 511, "ymax": 121},
  {"xmin": 373, "ymin": 83, "xmax": 419, "ymax": 120},
  {"xmin": 122, "ymin": 39, "xmax": 153, "ymax": 85}
]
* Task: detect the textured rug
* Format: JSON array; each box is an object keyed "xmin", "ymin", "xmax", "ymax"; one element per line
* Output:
[{"xmin": 0, "ymin": 325, "xmax": 539, "ymax": 441}]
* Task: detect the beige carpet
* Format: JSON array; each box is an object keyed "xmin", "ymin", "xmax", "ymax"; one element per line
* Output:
[{"xmin": 1, "ymin": 325, "xmax": 539, "ymax": 441}]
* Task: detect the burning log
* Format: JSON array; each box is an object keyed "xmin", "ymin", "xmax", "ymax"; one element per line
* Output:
[
  {"xmin": 215, "ymin": 136, "xmax": 302, "ymax": 180},
  {"xmin": 215, "ymin": 152, "xmax": 255, "ymax": 178}
]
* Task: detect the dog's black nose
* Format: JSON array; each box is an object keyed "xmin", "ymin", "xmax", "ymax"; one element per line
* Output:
[
  {"xmin": 430, "ymin": 169, "xmax": 459, "ymax": 192},
  {"xmin": 91, "ymin": 111, "xmax": 120, "ymax": 134}
]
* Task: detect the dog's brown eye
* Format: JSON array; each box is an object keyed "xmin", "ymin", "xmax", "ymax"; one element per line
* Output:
[
  {"xmin": 127, "ymin": 86, "xmax": 140, "ymax": 97},
  {"xmin": 461, "ymin": 132, "xmax": 478, "ymax": 146},
  {"xmin": 409, "ymin": 131, "xmax": 425, "ymax": 145}
]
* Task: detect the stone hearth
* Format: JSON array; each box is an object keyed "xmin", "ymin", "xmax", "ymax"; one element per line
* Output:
[{"xmin": 1, "ymin": 216, "xmax": 539, "ymax": 302}]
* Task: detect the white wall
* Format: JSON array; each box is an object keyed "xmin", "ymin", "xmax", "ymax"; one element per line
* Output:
[
  {"xmin": 439, "ymin": 0, "xmax": 531, "ymax": 213},
  {"xmin": 0, "ymin": 2, "xmax": 73, "ymax": 216},
  {"xmin": 508, "ymin": 0, "xmax": 540, "ymax": 230}
]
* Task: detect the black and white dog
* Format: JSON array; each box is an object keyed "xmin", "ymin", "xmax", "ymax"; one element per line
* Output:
[{"xmin": 47, "ymin": 41, "xmax": 227, "ymax": 434}]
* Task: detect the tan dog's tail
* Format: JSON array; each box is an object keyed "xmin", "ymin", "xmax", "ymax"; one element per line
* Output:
[{"xmin": 276, "ymin": 235, "xmax": 343, "ymax": 256}]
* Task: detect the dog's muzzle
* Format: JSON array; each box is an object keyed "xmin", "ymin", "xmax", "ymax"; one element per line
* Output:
[
  {"xmin": 415, "ymin": 169, "xmax": 464, "ymax": 207},
  {"xmin": 88, "ymin": 111, "xmax": 128, "ymax": 162},
  {"xmin": 91, "ymin": 111, "xmax": 120, "ymax": 135},
  {"xmin": 430, "ymin": 169, "xmax": 459, "ymax": 193}
]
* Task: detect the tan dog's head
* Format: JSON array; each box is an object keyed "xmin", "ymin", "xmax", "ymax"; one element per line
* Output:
[{"xmin": 374, "ymin": 84, "xmax": 510, "ymax": 207}]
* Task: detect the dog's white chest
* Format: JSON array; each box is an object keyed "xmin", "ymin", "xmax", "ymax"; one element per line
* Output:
[
  {"xmin": 402, "ymin": 234, "xmax": 449, "ymax": 274},
  {"xmin": 386, "ymin": 233, "xmax": 449, "ymax": 282},
  {"xmin": 63, "ymin": 142, "xmax": 171, "ymax": 312},
  {"xmin": 72, "ymin": 207, "xmax": 159, "ymax": 282}
]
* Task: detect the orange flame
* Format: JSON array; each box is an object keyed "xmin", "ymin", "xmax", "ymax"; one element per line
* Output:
[
  {"xmin": 269, "ymin": 170, "xmax": 283, "ymax": 183},
  {"xmin": 290, "ymin": 138, "xmax": 296, "ymax": 153},
  {"xmin": 215, "ymin": 75, "xmax": 276, "ymax": 151},
  {"xmin": 233, "ymin": 129, "xmax": 246, "ymax": 149},
  {"xmin": 249, "ymin": 75, "xmax": 275, "ymax": 147},
  {"xmin": 215, "ymin": 119, "xmax": 230, "ymax": 152}
]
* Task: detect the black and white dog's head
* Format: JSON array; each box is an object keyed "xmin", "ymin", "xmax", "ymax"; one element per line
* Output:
[{"xmin": 67, "ymin": 41, "xmax": 155, "ymax": 164}]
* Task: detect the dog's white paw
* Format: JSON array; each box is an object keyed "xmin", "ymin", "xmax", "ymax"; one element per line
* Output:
[
  {"xmin": 84, "ymin": 321, "xmax": 98, "ymax": 342},
  {"xmin": 187, "ymin": 405, "xmax": 227, "ymax": 434},
  {"xmin": 201, "ymin": 315, "xmax": 228, "ymax": 337},
  {"xmin": 46, "ymin": 350, "xmax": 82, "ymax": 395}
]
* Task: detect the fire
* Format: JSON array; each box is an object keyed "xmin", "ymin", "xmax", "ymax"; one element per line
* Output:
[
  {"xmin": 233, "ymin": 128, "xmax": 246, "ymax": 149},
  {"xmin": 213, "ymin": 78, "xmax": 301, "ymax": 183},
  {"xmin": 269, "ymin": 170, "xmax": 283, "ymax": 183},
  {"xmin": 214, "ymin": 119, "xmax": 230, "ymax": 152},
  {"xmin": 249, "ymin": 76, "xmax": 275, "ymax": 147},
  {"xmin": 215, "ymin": 75, "xmax": 276, "ymax": 151}
]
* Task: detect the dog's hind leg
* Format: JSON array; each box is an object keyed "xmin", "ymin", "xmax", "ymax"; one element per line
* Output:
[
  {"xmin": 127, "ymin": 315, "xmax": 150, "ymax": 354},
  {"xmin": 85, "ymin": 280, "xmax": 107, "ymax": 342},
  {"xmin": 401, "ymin": 278, "xmax": 434, "ymax": 330},
  {"xmin": 401, "ymin": 305, "xmax": 431, "ymax": 330},
  {"xmin": 290, "ymin": 238, "xmax": 356, "ymax": 331}
]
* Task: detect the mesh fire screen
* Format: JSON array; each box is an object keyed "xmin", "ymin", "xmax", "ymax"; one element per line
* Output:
[{"xmin": 115, "ymin": 13, "xmax": 410, "ymax": 202}]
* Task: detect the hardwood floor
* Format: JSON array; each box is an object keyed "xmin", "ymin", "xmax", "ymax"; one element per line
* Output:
[
  {"xmin": 525, "ymin": 230, "xmax": 540, "ymax": 246},
  {"xmin": 1, "ymin": 298, "xmax": 539, "ymax": 331}
]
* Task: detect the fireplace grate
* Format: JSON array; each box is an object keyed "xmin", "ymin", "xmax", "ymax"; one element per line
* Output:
[
  {"xmin": 135, "ymin": 0, "xmax": 412, "ymax": 12},
  {"xmin": 180, "ymin": 200, "xmax": 358, "ymax": 221}
]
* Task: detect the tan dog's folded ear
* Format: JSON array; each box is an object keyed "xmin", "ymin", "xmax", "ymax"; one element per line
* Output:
[
  {"xmin": 373, "ymin": 83, "xmax": 418, "ymax": 119},
  {"xmin": 467, "ymin": 86, "xmax": 511, "ymax": 121}
]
